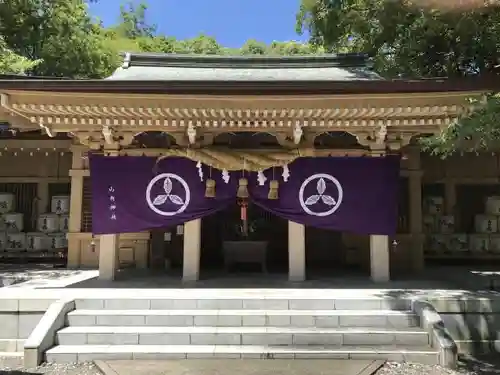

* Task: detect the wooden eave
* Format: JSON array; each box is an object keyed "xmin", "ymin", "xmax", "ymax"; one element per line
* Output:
[{"xmin": 0, "ymin": 88, "xmax": 483, "ymax": 136}]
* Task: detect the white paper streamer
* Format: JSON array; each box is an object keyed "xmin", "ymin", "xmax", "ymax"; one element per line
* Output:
[
  {"xmin": 282, "ymin": 164, "xmax": 290, "ymax": 182},
  {"xmin": 196, "ymin": 161, "xmax": 203, "ymax": 182},
  {"xmin": 257, "ymin": 170, "xmax": 267, "ymax": 186},
  {"xmin": 222, "ymin": 169, "xmax": 230, "ymax": 184}
]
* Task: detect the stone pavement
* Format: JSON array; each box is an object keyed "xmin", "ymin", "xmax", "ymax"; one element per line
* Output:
[{"xmin": 94, "ymin": 359, "xmax": 385, "ymax": 375}]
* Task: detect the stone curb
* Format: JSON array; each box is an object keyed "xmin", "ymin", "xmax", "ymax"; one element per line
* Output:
[
  {"xmin": 412, "ymin": 299, "xmax": 458, "ymax": 369},
  {"xmin": 94, "ymin": 360, "xmax": 119, "ymax": 375},
  {"xmin": 23, "ymin": 297, "xmax": 75, "ymax": 368},
  {"xmin": 358, "ymin": 360, "xmax": 386, "ymax": 375}
]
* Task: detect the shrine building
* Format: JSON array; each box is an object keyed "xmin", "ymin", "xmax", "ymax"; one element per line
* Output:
[{"xmin": 0, "ymin": 52, "xmax": 498, "ymax": 283}]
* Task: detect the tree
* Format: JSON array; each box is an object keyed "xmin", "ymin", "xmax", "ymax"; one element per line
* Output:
[
  {"xmin": 0, "ymin": 37, "xmax": 39, "ymax": 74},
  {"xmin": 296, "ymin": 0, "xmax": 500, "ymax": 155},
  {"xmin": 0, "ymin": 0, "xmax": 118, "ymax": 78},
  {"xmin": 115, "ymin": 1, "xmax": 157, "ymax": 39}
]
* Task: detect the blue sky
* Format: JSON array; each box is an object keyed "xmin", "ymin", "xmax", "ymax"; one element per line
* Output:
[{"xmin": 88, "ymin": 0, "xmax": 308, "ymax": 48}]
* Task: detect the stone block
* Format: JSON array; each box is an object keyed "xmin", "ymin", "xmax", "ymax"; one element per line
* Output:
[
  {"xmin": 67, "ymin": 314, "xmax": 95, "ymax": 326},
  {"xmin": 216, "ymin": 315, "xmax": 242, "ymax": 327},
  {"xmin": 138, "ymin": 333, "xmax": 190, "ymax": 345},
  {"xmin": 339, "ymin": 315, "xmax": 386, "ymax": 327},
  {"xmin": 0, "ymin": 314, "xmax": 18, "ymax": 339},
  {"xmin": 0, "ymin": 299, "xmax": 19, "ymax": 312},
  {"xmin": 78, "ymin": 352, "xmax": 133, "ymax": 361},
  {"xmin": 290, "ymin": 316, "xmax": 315, "ymax": 327},
  {"xmin": 241, "ymin": 333, "xmax": 292, "ymax": 345},
  {"xmin": 193, "ymin": 316, "xmax": 218, "ymax": 326},
  {"xmin": 56, "ymin": 332, "xmax": 86, "ymax": 345},
  {"xmin": 18, "ymin": 313, "xmax": 44, "ymax": 339},
  {"xmin": 289, "ymin": 299, "xmax": 334, "ymax": 310},
  {"xmin": 242, "ymin": 299, "xmax": 288, "ymax": 310},
  {"xmin": 267, "ymin": 315, "xmax": 291, "ymax": 327},
  {"xmin": 334, "ymin": 299, "xmax": 382, "ymax": 310},
  {"xmin": 104, "ymin": 299, "xmax": 150, "ymax": 310},
  {"xmin": 197, "ymin": 299, "xmax": 242, "ymax": 309},
  {"xmin": 18, "ymin": 299, "xmax": 55, "ymax": 312},
  {"xmin": 74, "ymin": 299, "xmax": 104, "ymax": 309},
  {"xmin": 242, "ymin": 315, "xmax": 266, "ymax": 326},
  {"xmin": 314, "ymin": 316, "xmax": 339, "ymax": 328},
  {"xmin": 96, "ymin": 314, "xmax": 146, "ymax": 326},
  {"xmin": 146, "ymin": 315, "xmax": 193, "ymax": 327},
  {"xmin": 190, "ymin": 333, "xmax": 240, "ymax": 345},
  {"xmin": 172, "ymin": 300, "xmax": 198, "ymax": 309},
  {"xmin": 343, "ymin": 333, "xmax": 394, "ymax": 346},
  {"xmin": 293, "ymin": 333, "xmax": 342, "ymax": 345},
  {"xmin": 87, "ymin": 333, "xmax": 138, "ymax": 345}
]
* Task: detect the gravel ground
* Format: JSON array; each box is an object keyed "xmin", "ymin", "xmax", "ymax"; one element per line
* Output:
[
  {"xmin": 0, "ymin": 357, "xmax": 498, "ymax": 375},
  {"xmin": 378, "ymin": 356, "xmax": 500, "ymax": 375},
  {"xmin": 0, "ymin": 357, "xmax": 101, "ymax": 375},
  {"xmin": 0, "ymin": 266, "xmax": 81, "ymax": 287}
]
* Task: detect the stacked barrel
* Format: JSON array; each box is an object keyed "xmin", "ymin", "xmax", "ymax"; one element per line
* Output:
[
  {"xmin": 470, "ymin": 196, "xmax": 500, "ymax": 254},
  {"xmin": 423, "ymin": 196, "xmax": 468, "ymax": 255},
  {"xmin": 32, "ymin": 195, "xmax": 69, "ymax": 252},
  {"xmin": 0, "ymin": 192, "xmax": 25, "ymax": 252}
]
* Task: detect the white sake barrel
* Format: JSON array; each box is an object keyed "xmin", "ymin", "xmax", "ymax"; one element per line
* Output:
[
  {"xmin": 424, "ymin": 196, "xmax": 444, "ymax": 215},
  {"xmin": 439, "ymin": 215, "xmax": 455, "ymax": 234},
  {"xmin": 475, "ymin": 215, "xmax": 498, "ymax": 233},
  {"xmin": 26, "ymin": 232, "xmax": 49, "ymax": 251},
  {"xmin": 58, "ymin": 214, "xmax": 69, "ymax": 232},
  {"xmin": 37, "ymin": 213, "xmax": 60, "ymax": 233},
  {"xmin": 490, "ymin": 235, "xmax": 500, "ymax": 253},
  {"xmin": 48, "ymin": 233, "xmax": 67, "ymax": 249},
  {"xmin": 0, "ymin": 193, "xmax": 15, "ymax": 214},
  {"xmin": 3, "ymin": 212, "xmax": 23, "ymax": 232},
  {"xmin": 448, "ymin": 234, "xmax": 468, "ymax": 252},
  {"xmin": 6, "ymin": 232, "xmax": 26, "ymax": 250},
  {"xmin": 423, "ymin": 215, "xmax": 438, "ymax": 233},
  {"xmin": 470, "ymin": 234, "xmax": 490, "ymax": 252},
  {"xmin": 486, "ymin": 196, "xmax": 500, "ymax": 215},
  {"xmin": 428, "ymin": 235, "xmax": 448, "ymax": 252},
  {"xmin": 51, "ymin": 195, "xmax": 70, "ymax": 214}
]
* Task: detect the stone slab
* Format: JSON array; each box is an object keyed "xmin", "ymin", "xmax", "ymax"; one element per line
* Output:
[{"xmin": 94, "ymin": 359, "xmax": 385, "ymax": 375}]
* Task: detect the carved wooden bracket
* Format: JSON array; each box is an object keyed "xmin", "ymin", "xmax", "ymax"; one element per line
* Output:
[
  {"xmin": 74, "ymin": 130, "xmax": 136, "ymax": 150},
  {"xmin": 275, "ymin": 131, "xmax": 317, "ymax": 148},
  {"xmin": 171, "ymin": 132, "xmax": 214, "ymax": 148}
]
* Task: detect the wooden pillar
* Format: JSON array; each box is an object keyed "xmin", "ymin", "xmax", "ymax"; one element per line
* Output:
[
  {"xmin": 370, "ymin": 234, "xmax": 390, "ymax": 282},
  {"xmin": 98, "ymin": 233, "xmax": 119, "ymax": 280},
  {"xmin": 183, "ymin": 219, "xmax": 201, "ymax": 282},
  {"xmin": 288, "ymin": 221, "xmax": 306, "ymax": 281},
  {"xmin": 67, "ymin": 145, "xmax": 85, "ymax": 268},
  {"xmin": 408, "ymin": 147, "xmax": 424, "ymax": 273}
]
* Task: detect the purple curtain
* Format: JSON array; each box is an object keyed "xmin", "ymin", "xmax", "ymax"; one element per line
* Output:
[
  {"xmin": 248, "ymin": 157, "xmax": 400, "ymax": 235},
  {"xmin": 90, "ymin": 156, "xmax": 236, "ymax": 234},
  {"xmin": 90, "ymin": 155, "xmax": 399, "ymax": 236}
]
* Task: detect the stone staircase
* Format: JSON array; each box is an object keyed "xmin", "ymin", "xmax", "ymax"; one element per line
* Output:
[{"xmin": 45, "ymin": 296, "xmax": 440, "ymax": 363}]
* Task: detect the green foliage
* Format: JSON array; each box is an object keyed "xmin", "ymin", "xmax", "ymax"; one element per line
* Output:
[
  {"xmin": 0, "ymin": 37, "xmax": 40, "ymax": 74},
  {"xmin": 297, "ymin": 0, "xmax": 500, "ymax": 155}
]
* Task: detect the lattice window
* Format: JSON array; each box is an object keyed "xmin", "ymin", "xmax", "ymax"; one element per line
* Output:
[
  {"xmin": 81, "ymin": 177, "xmax": 92, "ymax": 232},
  {"xmin": 0, "ymin": 183, "xmax": 37, "ymax": 231}
]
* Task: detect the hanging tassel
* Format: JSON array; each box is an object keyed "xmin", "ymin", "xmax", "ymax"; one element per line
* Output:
[
  {"xmin": 268, "ymin": 180, "xmax": 279, "ymax": 200},
  {"xmin": 205, "ymin": 179, "xmax": 216, "ymax": 198},
  {"xmin": 237, "ymin": 177, "xmax": 249, "ymax": 198}
]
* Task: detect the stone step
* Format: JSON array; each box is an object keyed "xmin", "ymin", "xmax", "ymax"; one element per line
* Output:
[
  {"xmin": 67, "ymin": 309, "xmax": 419, "ymax": 328},
  {"xmin": 56, "ymin": 326, "xmax": 430, "ymax": 346},
  {"xmin": 75, "ymin": 297, "xmax": 411, "ymax": 311},
  {"xmin": 45, "ymin": 344, "xmax": 439, "ymax": 363}
]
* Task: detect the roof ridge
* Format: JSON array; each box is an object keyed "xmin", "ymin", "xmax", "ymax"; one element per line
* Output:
[{"xmin": 119, "ymin": 52, "xmax": 371, "ymax": 70}]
